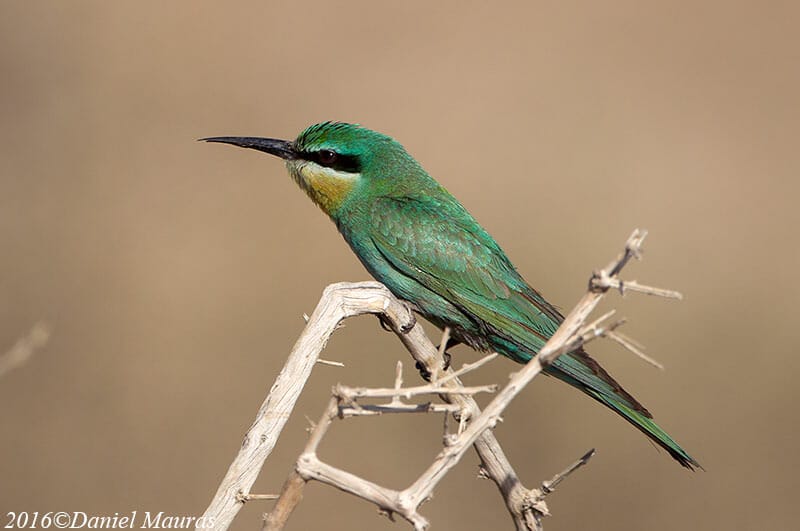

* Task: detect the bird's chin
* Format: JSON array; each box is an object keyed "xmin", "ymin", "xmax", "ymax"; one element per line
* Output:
[
  {"xmin": 284, "ymin": 160, "xmax": 359, "ymax": 215},
  {"xmin": 285, "ymin": 160, "xmax": 307, "ymax": 187}
]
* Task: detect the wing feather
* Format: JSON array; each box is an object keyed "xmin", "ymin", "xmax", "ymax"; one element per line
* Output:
[{"xmin": 369, "ymin": 195, "xmax": 651, "ymax": 417}]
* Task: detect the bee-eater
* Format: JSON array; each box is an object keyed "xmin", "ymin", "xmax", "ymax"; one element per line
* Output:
[{"xmin": 203, "ymin": 122, "xmax": 699, "ymax": 469}]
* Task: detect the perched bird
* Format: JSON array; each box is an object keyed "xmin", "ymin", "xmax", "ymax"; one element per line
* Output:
[{"xmin": 203, "ymin": 122, "xmax": 699, "ymax": 469}]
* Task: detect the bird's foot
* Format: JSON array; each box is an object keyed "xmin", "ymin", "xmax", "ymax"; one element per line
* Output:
[
  {"xmin": 442, "ymin": 350, "xmax": 452, "ymax": 371},
  {"xmin": 436, "ymin": 334, "xmax": 459, "ymax": 371},
  {"xmin": 415, "ymin": 361, "xmax": 432, "ymax": 382},
  {"xmin": 415, "ymin": 351, "xmax": 452, "ymax": 382},
  {"xmin": 377, "ymin": 314, "xmax": 393, "ymax": 332},
  {"xmin": 398, "ymin": 302, "xmax": 416, "ymax": 333},
  {"xmin": 377, "ymin": 303, "xmax": 416, "ymax": 334}
]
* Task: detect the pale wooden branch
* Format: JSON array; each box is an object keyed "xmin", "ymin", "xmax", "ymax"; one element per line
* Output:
[
  {"xmin": 262, "ymin": 229, "xmax": 672, "ymax": 531},
  {"xmin": 340, "ymin": 402, "xmax": 463, "ymax": 416},
  {"xmin": 236, "ymin": 493, "xmax": 279, "ymax": 502},
  {"xmin": 200, "ymin": 281, "xmax": 516, "ymax": 530},
  {"xmin": 262, "ymin": 300, "xmax": 620, "ymax": 531},
  {"xmin": 252, "ymin": 283, "xmax": 537, "ymax": 531},
  {"xmin": 199, "ymin": 282, "xmax": 414, "ymax": 530},
  {"xmin": 206, "ymin": 228, "xmax": 679, "ymax": 531},
  {"xmin": 336, "ymin": 381, "xmax": 498, "ymax": 400}
]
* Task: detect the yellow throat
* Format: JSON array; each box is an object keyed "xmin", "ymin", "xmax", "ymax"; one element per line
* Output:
[{"xmin": 287, "ymin": 160, "xmax": 359, "ymax": 215}]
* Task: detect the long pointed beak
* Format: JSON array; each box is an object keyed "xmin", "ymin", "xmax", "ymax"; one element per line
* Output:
[{"xmin": 200, "ymin": 136, "xmax": 298, "ymax": 160}]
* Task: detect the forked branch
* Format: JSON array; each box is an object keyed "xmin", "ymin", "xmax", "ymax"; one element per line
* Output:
[{"xmin": 200, "ymin": 229, "xmax": 680, "ymax": 531}]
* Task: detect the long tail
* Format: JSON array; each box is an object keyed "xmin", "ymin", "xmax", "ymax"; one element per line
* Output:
[
  {"xmin": 547, "ymin": 349, "xmax": 701, "ymax": 470},
  {"xmin": 583, "ymin": 386, "xmax": 701, "ymax": 469}
]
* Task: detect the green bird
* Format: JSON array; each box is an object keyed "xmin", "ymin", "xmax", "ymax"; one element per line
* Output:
[{"xmin": 203, "ymin": 122, "xmax": 699, "ymax": 469}]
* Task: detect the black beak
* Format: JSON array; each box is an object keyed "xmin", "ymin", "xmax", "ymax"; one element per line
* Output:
[{"xmin": 200, "ymin": 136, "xmax": 298, "ymax": 160}]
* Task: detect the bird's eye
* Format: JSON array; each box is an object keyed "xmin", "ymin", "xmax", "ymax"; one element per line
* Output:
[{"xmin": 317, "ymin": 150, "xmax": 338, "ymax": 165}]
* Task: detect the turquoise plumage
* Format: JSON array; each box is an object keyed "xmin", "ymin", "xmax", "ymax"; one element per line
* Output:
[{"xmin": 203, "ymin": 122, "xmax": 700, "ymax": 469}]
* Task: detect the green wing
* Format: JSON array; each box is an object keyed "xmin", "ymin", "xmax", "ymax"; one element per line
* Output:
[
  {"xmin": 367, "ymin": 195, "xmax": 700, "ymax": 469},
  {"xmin": 369, "ymin": 195, "xmax": 651, "ymax": 414},
  {"xmin": 370, "ymin": 196, "xmax": 559, "ymax": 341}
]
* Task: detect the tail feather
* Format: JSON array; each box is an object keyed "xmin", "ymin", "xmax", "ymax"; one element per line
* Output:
[
  {"xmin": 586, "ymin": 388, "xmax": 702, "ymax": 470},
  {"xmin": 546, "ymin": 349, "xmax": 701, "ymax": 470},
  {"xmin": 485, "ymin": 328, "xmax": 700, "ymax": 469}
]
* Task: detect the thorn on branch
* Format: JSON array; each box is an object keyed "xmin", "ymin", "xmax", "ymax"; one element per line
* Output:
[
  {"xmin": 236, "ymin": 491, "xmax": 280, "ymax": 503},
  {"xmin": 437, "ymin": 352, "xmax": 499, "ymax": 387},
  {"xmin": 316, "ymin": 358, "xmax": 345, "ymax": 367},
  {"xmin": 394, "ymin": 360, "xmax": 404, "ymax": 390},
  {"xmin": 604, "ymin": 278, "xmax": 683, "ymax": 299},
  {"xmin": 541, "ymin": 448, "xmax": 596, "ymax": 495},
  {"xmin": 606, "ymin": 330, "xmax": 665, "ymax": 370},
  {"xmin": 389, "ymin": 361, "xmax": 405, "ymax": 407},
  {"xmin": 524, "ymin": 448, "xmax": 596, "ymax": 519}
]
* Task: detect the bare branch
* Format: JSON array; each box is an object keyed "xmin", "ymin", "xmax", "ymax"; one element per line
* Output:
[
  {"xmin": 525, "ymin": 449, "xmax": 597, "ymax": 519},
  {"xmin": 200, "ymin": 282, "xmax": 415, "ymax": 530},
  {"xmin": 541, "ymin": 448, "xmax": 596, "ymax": 495},
  {"xmin": 261, "ymin": 472, "xmax": 306, "ymax": 531},
  {"xmin": 236, "ymin": 492, "xmax": 279, "ymax": 502},
  {"xmin": 340, "ymin": 402, "xmax": 463, "ymax": 416},
  {"xmin": 336, "ymin": 382, "xmax": 498, "ymax": 400},
  {"xmin": 436, "ymin": 352, "xmax": 499, "ymax": 386},
  {"xmin": 599, "ymin": 277, "xmax": 683, "ymax": 299},
  {"xmin": 205, "ymin": 229, "xmax": 679, "ymax": 531}
]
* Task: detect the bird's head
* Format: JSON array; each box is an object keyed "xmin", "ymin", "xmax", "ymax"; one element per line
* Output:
[{"xmin": 203, "ymin": 122, "xmax": 420, "ymax": 216}]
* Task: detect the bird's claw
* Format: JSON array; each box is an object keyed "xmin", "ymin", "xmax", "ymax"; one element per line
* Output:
[
  {"xmin": 377, "ymin": 308, "xmax": 415, "ymax": 334},
  {"xmin": 377, "ymin": 314, "xmax": 393, "ymax": 332},
  {"xmin": 416, "ymin": 351, "xmax": 451, "ymax": 382},
  {"xmin": 399, "ymin": 302, "xmax": 416, "ymax": 333},
  {"xmin": 442, "ymin": 350, "xmax": 452, "ymax": 371},
  {"xmin": 415, "ymin": 361, "xmax": 433, "ymax": 382}
]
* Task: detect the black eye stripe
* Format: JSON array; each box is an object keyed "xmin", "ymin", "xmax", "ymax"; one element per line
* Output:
[{"xmin": 301, "ymin": 149, "xmax": 361, "ymax": 173}]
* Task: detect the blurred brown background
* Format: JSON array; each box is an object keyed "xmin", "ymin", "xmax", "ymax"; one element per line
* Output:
[{"xmin": 1, "ymin": 1, "xmax": 797, "ymax": 530}]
